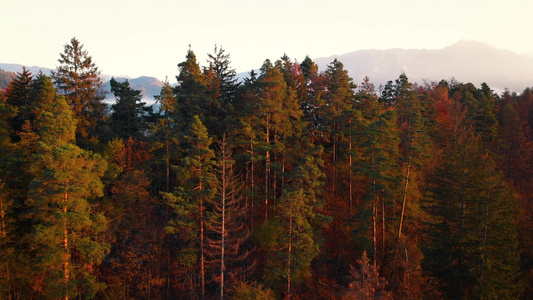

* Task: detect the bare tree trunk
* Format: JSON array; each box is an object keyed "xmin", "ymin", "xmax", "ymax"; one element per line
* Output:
[
  {"xmin": 220, "ymin": 145, "xmax": 227, "ymax": 300},
  {"xmin": 395, "ymin": 161, "xmax": 411, "ymax": 261},
  {"xmin": 63, "ymin": 187, "xmax": 69, "ymax": 300},
  {"xmin": 200, "ymin": 197, "xmax": 205, "ymax": 300},
  {"xmin": 166, "ymin": 140, "xmax": 170, "ymax": 192},
  {"xmin": 287, "ymin": 212, "xmax": 293, "ymax": 299},
  {"xmin": 265, "ymin": 115, "xmax": 270, "ymax": 221},
  {"xmin": 250, "ymin": 141, "xmax": 255, "ymax": 229},
  {"xmin": 381, "ymin": 195, "xmax": 386, "ymax": 275},
  {"xmin": 0, "ymin": 198, "xmax": 5, "ymax": 238},
  {"xmin": 480, "ymin": 188, "xmax": 490, "ymax": 289},
  {"xmin": 372, "ymin": 151, "xmax": 377, "ymax": 269},
  {"xmin": 349, "ymin": 134, "xmax": 353, "ymax": 217},
  {"xmin": 373, "ymin": 193, "xmax": 377, "ymax": 269},
  {"xmin": 199, "ymin": 153, "xmax": 205, "ymax": 300}
]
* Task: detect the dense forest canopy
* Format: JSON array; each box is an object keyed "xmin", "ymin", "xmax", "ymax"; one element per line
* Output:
[{"xmin": 1, "ymin": 38, "xmax": 532, "ymax": 299}]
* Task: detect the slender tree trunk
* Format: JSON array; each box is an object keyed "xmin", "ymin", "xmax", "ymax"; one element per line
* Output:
[
  {"xmin": 63, "ymin": 186, "xmax": 69, "ymax": 300},
  {"xmin": 395, "ymin": 161, "xmax": 411, "ymax": 260},
  {"xmin": 0, "ymin": 199, "xmax": 5, "ymax": 238},
  {"xmin": 221, "ymin": 150, "xmax": 226, "ymax": 300},
  {"xmin": 265, "ymin": 115, "xmax": 270, "ymax": 221},
  {"xmin": 198, "ymin": 149, "xmax": 205, "ymax": 300},
  {"xmin": 373, "ymin": 193, "xmax": 377, "ymax": 269},
  {"xmin": 381, "ymin": 195, "xmax": 386, "ymax": 275},
  {"xmin": 250, "ymin": 140, "xmax": 255, "ymax": 229},
  {"xmin": 200, "ymin": 195, "xmax": 205, "ymax": 300},
  {"xmin": 372, "ymin": 151, "xmax": 377, "ymax": 269},
  {"xmin": 480, "ymin": 187, "xmax": 490, "ymax": 290},
  {"xmin": 166, "ymin": 140, "xmax": 170, "ymax": 192},
  {"xmin": 349, "ymin": 134, "xmax": 353, "ymax": 217},
  {"xmin": 287, "ymin": 211, "xmax": 293, "ymax": 299}
]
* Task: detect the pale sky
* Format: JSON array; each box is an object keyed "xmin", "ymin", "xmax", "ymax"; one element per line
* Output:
[{"xmin": 2, "ymin": 0, "xmax": 532, "ymax": 81}]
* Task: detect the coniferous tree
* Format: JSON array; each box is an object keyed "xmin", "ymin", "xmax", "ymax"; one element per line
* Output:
[
  {"xmin": 153, "ymin": 80, "xmax": 180, "ymax": 192},
  {"xmin": 5, "ymin": 67, "xmax": 34, "ymax": 139},
  {"xmin": 423, "ymin": 90, "xmax": 522, "ymax": 298},
  {"xmin": 109, "ymin": 77, "xmax": 152, "ymax": 140},
  {"xmin": 174, "ymin": 49, "xmax": 210, "ymax": 132},
  {"xmin": 204, "ymin": 45, "xmax": 240, "ymax": 137},
  {"xmin": 205, "ymin": 136, "xmax": 253, "ymax": 299},
  {"xmin": 352, "ymin": 104, "xmax": 400, "ymax": 272},
  {"xmin": 52, "ymin": 37, "xmax": 106, "ymax": 146},
  {"xmin": 345, "ymin": 251, "xmax": 392, "ymax": 299},
  {"xmin": 25, "ymin": 75, "xmax": 108, "ymax": 299},
  {"xmin": 260, "ymin": 145, "xmax": 325, "ymax": 297},
  {"xmin": 163, "ymin": 116, "xmax": 216, "ymax": 299}
]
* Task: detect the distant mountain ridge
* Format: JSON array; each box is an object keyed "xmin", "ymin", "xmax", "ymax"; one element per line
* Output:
[
  {"xmin": 314, "ymin": 40, "xmax": 533, "ymax": 93},
  {"xmin": 0, "ymin": 63, "xmax": 163, "ymax": 101},
  {"xmin": 3, "ymin": 40, "xmax": 533, "ymax": 97}
]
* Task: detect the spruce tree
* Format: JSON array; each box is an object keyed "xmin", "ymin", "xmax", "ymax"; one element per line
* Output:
[
  {"xmin": 5, "ymin": 67, "xmax": 33, "ymax": 139},
  {"xmin": 109, "ymin": 77, "xmax": 152, "ymax": 140},
  {"xmin": 52, "ymin": 37, "xmax": 106, "ymax": 146}
]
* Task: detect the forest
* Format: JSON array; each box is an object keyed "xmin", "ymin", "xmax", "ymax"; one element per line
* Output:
[{"xmin": 0, "ymin": 37, "xmax": 532, "ymax": 299}]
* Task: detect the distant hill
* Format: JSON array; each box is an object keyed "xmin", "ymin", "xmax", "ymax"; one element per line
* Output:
[
  {"xmin": 102, "ymin": 76, "xmax": 163, "ymax": 103},
  {"xmin": 314, "ymin": 40, "xmax": 533, "ymax": 93},
  {"xmin": 0, "ymin": 63, "xmax": 53, "ymax": 77},
  {"xmin": 0, "ymin": 68, "xmax": 16, "ymax": 90},
  {"xmin": 0, "ymin": 63, "xmax": 163, "ymax": 102}
]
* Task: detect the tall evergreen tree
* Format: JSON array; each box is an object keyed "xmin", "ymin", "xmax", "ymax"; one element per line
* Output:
[
  {"xmin": 174, "ymin": 49, "xmax": 210, "ymax": 132},
  {"xmin": 52, "ymin": 37, "xmax": 106, "ymax": 145},
  {"xmin": 163, "ymin": 116, "xmax": 216, "ymax": 299},
  {"xmin": 423, "ymin": 92, "xmax": 522, "ymax": 298},
  {"xmin": 5, "ymin": 67, "xmax": 33, "ymax": 139},
  {"xmin": 25, "ymin": 76, "xmax": 108, "ymax": 299},
  {"xmin": 260, "ymin": 146, "xmax": 325, "ymax": 297},
  {"xmin": 109, "ymin": 77, "xmax": 152, "ymax": 140},
  {"xmin": 153, "ymin": 80, "xmax": 180, "ymax": 192}
]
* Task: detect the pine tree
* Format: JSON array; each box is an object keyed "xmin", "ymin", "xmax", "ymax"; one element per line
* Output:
[
  {"xmin": 153, "ymin": 80, "xmax": 179, "ymax": 192},
  {"xmin": 352, "ymin": 105, "xmax": 400, "ymax": 272},
  {"xmin": 174, "ymin": 49, "xmax": 210, "ymax": 132},
  {"xmin": 52, "ymin": 37, "xmax": 106, "ymax": 145},
  {"xmin": 205, "ymin": 45, "xmax": 240, "ymax": 137},
  {"xmin": 109, "ymin": 77, "xmax": 152, "ymax": 140},
  {"xmin": 25, "ymin": 76, "xmax": 108, "ymax": 299},
  {"xmin": 260, "ymin": 146, "xmax": 325, "ymax": 297},
  {"xmin": 164, "ymin": 116, "xmax": 216, "ymax": 299},
  {"xmin": 318, "ymin": 58, "xmax": 356, "ymax": 209},
  {"xmin": 5, "ymin": 67, "xmax": 33, "ymax": 139}
]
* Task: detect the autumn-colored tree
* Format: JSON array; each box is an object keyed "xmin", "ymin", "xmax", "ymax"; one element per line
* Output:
[
  {"xmin": 344, "ymin": 251, "xmax": 392, "ymax": 299},
  {"xmin": 205, "ymin": 136, "xmax": 253, "ymax": 299}
]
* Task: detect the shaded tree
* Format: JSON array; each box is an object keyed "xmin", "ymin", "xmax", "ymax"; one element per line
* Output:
[{"xmin": 52, "ymin": 37, "xmax": 106, "ymax": 145}]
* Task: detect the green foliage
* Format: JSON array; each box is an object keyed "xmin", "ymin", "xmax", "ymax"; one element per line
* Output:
[
  {"xmin": 52, "ymin": 37, "xmax": 106, "ymax": 145},
  {"xmin": 109, "ymin": 77, "xmax": 152, "ymax": 140},
  {"xmin": 231, "ymin": 281, "xmax": 275, "ymax": 300},
  {"xmin": 25, "ymin": 83, "xmax": 109, "ymax": 299}
]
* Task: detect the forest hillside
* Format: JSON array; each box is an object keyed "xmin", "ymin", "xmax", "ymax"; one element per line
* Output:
[{"xmin": 0, "ymin": 38, "xmax": 532, "ymax": 299}]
